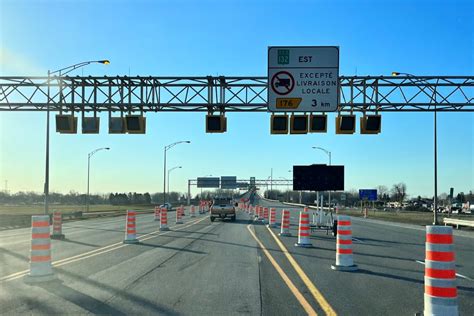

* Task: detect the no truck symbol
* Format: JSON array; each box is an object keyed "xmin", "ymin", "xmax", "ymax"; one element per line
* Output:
[{"xmin": 271, "ymin": 71, "xmax": 295, "ymax": 95}]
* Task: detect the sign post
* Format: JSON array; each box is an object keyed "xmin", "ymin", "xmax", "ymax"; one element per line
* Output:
[{"xmin": 268, "ymin": 46, "xmax": 339, "ymax": 112}]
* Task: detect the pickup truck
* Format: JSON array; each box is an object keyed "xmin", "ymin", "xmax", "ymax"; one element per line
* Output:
[{"xmin": 210, "ymin": 198, "xmax": 236, "ymax": 222}]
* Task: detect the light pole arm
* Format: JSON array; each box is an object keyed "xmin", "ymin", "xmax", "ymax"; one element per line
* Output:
[{"xmin": 50, "ymin": 60, "xmax": 110, "ymax": 76}]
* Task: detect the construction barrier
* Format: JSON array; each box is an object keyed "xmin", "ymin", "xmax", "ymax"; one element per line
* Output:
[
  {"xmin": 295, "ymin": 211, "xmax": 312, "ymax": 247},
  {"xmin": 268, "ymin": 208, "xmax": 276, "ymax": 228},
  {"xmin": 176, "ymin": 206, "xmax": 183, "ymax": 224},
  {"xmin": 160, "ymin": 207, "xmax": 169, "ymax": 231},
  {"xmin": 424, "ymin": 225, "xmax": 458, "ymax": 316},
  {"xmin": 280, "ymin": 209, "xmax": 291, "ymax": 236},
  {"xmin": 190, "ymin": 205, "xmax": 196, "ymax": 218},
  {"xmin": 154, "ymin": 206, "xmax": 160, "ymax": 221},
  {"xmin": 257, "ymin": 206, "xmax": 263, "ymax": 220},
  {"xmin": 263, "ymin": 207, "xmax": 269, "ymax": 224},
  {"xmin": 123, "ymin": 210, "xmax": 139, "ymax": 244},
  {"xmin": 50, "ymin": 211, "xmax": 65, "ymax": 240},
  {"xmin": 24, "ymin": 215, "xmax": 55, "ymax": 283},
  {"xmin": 331, "ymin": 215, "xmax": 357, "ymax": 271}
]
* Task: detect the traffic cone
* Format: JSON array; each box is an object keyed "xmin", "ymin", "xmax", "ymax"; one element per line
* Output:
[
  {"xmin": 154, "ymin": 206, "xmax": 160, "ymax": 221},
  {"xmin": 160, "ymin": 207, "xmax": 169, "ymax": 231},
  {"xmin": 268, "ymin": 208, "xmax": 276, "ymax": 228},
  {"xmin": 295, "ymin": 211, "xmax": 312, "ymax": 247},
  {"xmin": 258, "ymin": 206, "xmax": 263, "ymax": 220},
  {"xmin": 50, "ymin": 211, "xmax": 65, "ymax": 240},
  {"xmin": 24, "ymin": 215, "xmax": 56, "ymax": 283},
  {"xmin": 190, "ymin": 205, "xmax": 196, "ymax": 218},
  {"xmin": 263, "ymin": 207, "xmax": 269, "ymax": 224},
  {"xmin": 279, "ymin": 209, "xmax": 291, "ymax": 236},
  {"xmin": 423, "ymin": 226, "xmax": 458, "ymax": 316},
  {"xmin": 331, "ymin": 215, "xmax": 357, "ymax": 271},
  {"xmin": 123, "ymin": 210, "xmax": 139, "ymax": 244},
  {"xmin": 176, "ymin": 206, "xmax": 183, "ymax": 224}
]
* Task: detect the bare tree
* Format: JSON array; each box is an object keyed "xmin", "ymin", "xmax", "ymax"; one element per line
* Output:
[
  {"xmin": 391, "ymin": 183, "xmax": 407, "ymax": 206},
  {"xmin": 377, "ymin": 185, "xmax": 388, "ymax": 201}
]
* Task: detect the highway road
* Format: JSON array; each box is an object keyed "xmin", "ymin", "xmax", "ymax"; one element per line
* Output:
[{"xmin": 0, "ymin": 199, "xmax": 473, "ymax": 315}]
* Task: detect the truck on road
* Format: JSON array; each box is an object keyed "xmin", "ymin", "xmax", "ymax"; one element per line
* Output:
[{"xmin": 210, "ymin": 197, "xmax": 236, "ymax": 222}]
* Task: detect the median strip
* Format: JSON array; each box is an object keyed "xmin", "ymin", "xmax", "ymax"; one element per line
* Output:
[
  {"xmin": 266, "ymin": 226, "xmax": 337, "ymax": 316},
  {"xmin": 246, "ymin": 224, "xmax": 317, "ymax": 316}
]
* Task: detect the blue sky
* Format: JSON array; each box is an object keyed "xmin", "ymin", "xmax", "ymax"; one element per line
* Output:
[{"xmin": 0, "ymin": 0, "xmax": 473, "ymax": 198}]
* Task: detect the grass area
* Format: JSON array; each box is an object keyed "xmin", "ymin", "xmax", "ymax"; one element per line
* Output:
[
  {"xmin": 337, "ymin": 208, "xmax": 472, "ymax": 226},
  {"xmin": 0, "ymin": 204, "xmax": 154, "ymax": 216}
]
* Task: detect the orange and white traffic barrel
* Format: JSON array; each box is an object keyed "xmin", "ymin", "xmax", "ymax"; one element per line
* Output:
[
  {"xmin": 424, "ymin": 226, "xmax": 458, "ymax": 316},
  {"xmin": 263, "ymin": 207, "xmax": 269, "ymax": 224},
  {"xmin": 24, "ymin": 215, "xmax": 55, "ymax": 283},
  {"xmin": 279, "ymin": 209, "xmax": 291, "ymax": 236},
  {"xmin": 257, "ymin": 206, "xmax": 263, "ymax": 220},
  {"xmin": 331, "ymin": 215, "xmax": 357, "ymax": 271},
  {"xmin": 154, "ymin": 206, "xmax": 161, "ymax": 221},
  {"xmin": 176, "ymin": 206, "xmax": 184, "ymax": 224},
  {"xmin": 123, "ymin": 210, "xmax": 139, "ymax": 244},
  {"xmin": 190, "ymin": 205, "xmax": 196, "ymax": 218},
  {"xmin": 160, "ymin": 207, "xmax": 169, "ymax": 231},
  {"xmin": 295, "ymin": 211, "xmax": 312, "ymax": 247},
  {"xmin": 268, "ymin": 208, "xmax": 276, "ymax": 228},
  {"xmin": 50, "ymin": 211, "xmax": 65, "ymax": 240}
]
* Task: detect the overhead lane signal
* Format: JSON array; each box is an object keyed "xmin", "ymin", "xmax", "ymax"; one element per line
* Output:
[
  {"xmin": 82, "ymin": 117, "xmax": 100, "ymax": 134},
  {"xmin": 270, "ymin": 114, "xmax": 289, "ymax": 134},
  {"xmin": 125, "ymin": 115, "xmax": 146, "ymax": 134},
  {"xmin": 206, "ymin": 114, "xmax": 227, "ymax": 133},
  {"xmin": 335, "ymin": 114, "xmax": 355, "ymax": 134},
  {"xmin": 309, "ymin": 114, "xmax": 327, "ymax": 133},
  {"xmin": 290, "ymin": 114, "xmax": 308, "ymax": 134},
  {"xmin": 56, "ymin": 114, "xmax": 77, "ymax": 134},
  {"xmin": 360, "ymin": 115, "xmax": 381, "ymax": 134},
  {"xmin": 109, "ymin": 116, "xmax": 126, "ymax": 134}
]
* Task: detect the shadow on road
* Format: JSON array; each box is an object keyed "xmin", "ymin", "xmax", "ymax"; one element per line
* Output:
[
  {"xmin": 138, "ymin": 242, "xmax": 207, "ymax": 255},
  {"xmin": 52, "ymin": 268, "xmax": 181, "ymax": 315},
  {"xmin": 62, "ymin": 238, "xmax": 100, "ymax": 248},
  {"xmin": 36, "ymin": 279, "xmax": 127, "ymax": 316},
  {"xmin": 355, "ymin": 268, "xmax": 474, "ymax": 293}
]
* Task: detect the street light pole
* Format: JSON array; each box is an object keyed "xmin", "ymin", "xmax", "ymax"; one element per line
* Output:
[
  {"xmin": 167, "ymin": 166, "xmax": 182, "ymax": 198},
  {"xmin": 392, "ymin": 72, "xmax": 438, "ymax": 225},
  {"xmin": 163, "ymin": 141, "xmax": 190, "ymax": 205},
  {"xmin": 44, "ymin": 60, "xmax": 110, "ymax": 215},
  {"xmin": 86, "ymin": 147, "xmax": 110, "ymax": 212},
  {"xmin": 313, "ymin": 146, "xmax": 332, "ymax": 211}
]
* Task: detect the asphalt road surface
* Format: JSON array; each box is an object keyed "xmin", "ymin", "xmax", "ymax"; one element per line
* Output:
[{"xmin": 0, "ymin": 199, "xmax": 473, "ymax": 315}]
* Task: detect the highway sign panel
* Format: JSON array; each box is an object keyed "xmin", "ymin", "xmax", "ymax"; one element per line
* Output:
[
  {"xmin": 197, "ymin": 177, "xmax": 220, "ymax": 188},
  {"xmin": 221, "ymin": 176, "xmax": 237, "ymax": 189},
  {"xmin": 359, "ymin": 189, "xmax": 377, "ymax": 201},
  {"xmin": 268, "ymin": 46, "xmax": 339, "ymax": 112}
]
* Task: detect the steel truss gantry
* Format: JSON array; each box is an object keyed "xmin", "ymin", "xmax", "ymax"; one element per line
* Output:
[{"xmin": 0, "ymin": 76, "xmax": 473, "ymax": 113}]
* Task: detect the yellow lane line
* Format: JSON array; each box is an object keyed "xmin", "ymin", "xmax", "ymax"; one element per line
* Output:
[
  {"xmin": 266, "ymin": 226, "xmax": 337, "ymax": 316},
  {"xmin": 1, "ymin": 216, "xmax": 208, "ymax": 282},
  {"xmin": 246, "ymin": 224, "xmax": 317, "ymax": 316}
]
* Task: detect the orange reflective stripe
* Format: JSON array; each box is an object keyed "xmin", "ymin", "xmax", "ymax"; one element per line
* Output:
[
  {"xmin": 299, "ymin": 233, "xmax": 310, "ymax": 237},
  {"xmin": 337, "ymin": 249, "xmax": 353, "ymax": 254},
  {"xmin": 427, "ymin": 234, "xmax": 453, "ymax": 244},
  {"xmin": 32, "ymin": 233, "xmax": 50, "ymax": 239},
  {"xmin": 425, "ymin": 268, "xmax": 456, "ymax": 279},
  {"xmin": 337, "ymin": 239, "xmax": 352, "ymax": 245},
  {"xmin": 338, "ymin": 220, "xmax": 351, "ymax": 226},
  {"xmin": 426, "ymin": 251, "xmax": 454, "ymax": 262},
  {"xmin": 32, "ymin": 244, "xmax": 50, "ymax": 250},
  {"xmin": 31, "ymin": 255, "xmax": 51, "ymax": 262},
  {"xmin": 425, "ymin": 286, "xmax": 457, "ymax": 298},
  {"xmin": 127, "ymin": 230, "xmax": 136, "ymax": 234},
  {"xmin": 337, "ymin": 230, "xmax": 352, "ymax": 235},
  {"xmin": 32, "ymin": 221, "xmax": 49, "ymax": 227}
]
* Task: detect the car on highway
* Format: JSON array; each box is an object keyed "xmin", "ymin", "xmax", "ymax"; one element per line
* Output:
[
  {"xmin": 210, "ymin": 197, "xmax": 236, "ymax": 222},
  {"xmin": 159, "ymin": 203, "xmax": 173, "ymax": 211}
]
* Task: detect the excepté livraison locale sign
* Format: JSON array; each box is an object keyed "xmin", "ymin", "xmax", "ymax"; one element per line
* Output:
[{"xmin": 268, "ymin": 46, "xmax": 339, "ymax": 112}]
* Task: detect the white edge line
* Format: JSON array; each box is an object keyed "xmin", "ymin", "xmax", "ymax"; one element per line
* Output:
[{"xmin": 415, "ymin": 260, "xmax": 473, "ymax": 281}]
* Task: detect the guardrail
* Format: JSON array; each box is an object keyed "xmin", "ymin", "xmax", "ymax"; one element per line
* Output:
[{"xmin": 443, "ymin": 218, "xmax": 474, "ymax": 229}]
